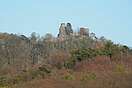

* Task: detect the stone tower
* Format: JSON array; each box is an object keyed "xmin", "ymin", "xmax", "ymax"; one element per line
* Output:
[
  {"xmin": 65, "ymin": 23, "xmax": 73, "ymax": 35},
  {"xmin": 58, "ymin": 23, "xmax": 73, "ymax": 39},
  {"xmin": 79, "ymin": 27, "xmax": 89, "ymax": 36},
  {"xmin": 58, "ymin": 23, "xmax": 66, "ymax": 38}
]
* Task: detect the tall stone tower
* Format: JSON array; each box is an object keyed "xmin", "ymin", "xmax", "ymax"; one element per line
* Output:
[
  {"xmin": 66, "ymin": 23, "xmax": 73, "ymax": 35},
  {"xmin": 58, "ymin": 23, "xmax": 67, "ymax": 38},
  {"xmin": 58, "ymin": 23, "xmax": 73, "ymax": 39}
]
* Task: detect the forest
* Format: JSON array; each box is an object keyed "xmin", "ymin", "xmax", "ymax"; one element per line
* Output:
[{"xmin": 0, "ymin": 23, "xmax": 132, "ymax": 88}]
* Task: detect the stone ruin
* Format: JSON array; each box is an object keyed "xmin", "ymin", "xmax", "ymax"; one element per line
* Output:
[
  {"xmin": 58, "ymin": 23, "xmax": 73, "ymax": 39},
  {"xmin": 79, "ymin": 27, "xmax": 89, "ymax": 37},
  {"xmin": 58, "ymin": 23, "xmax": 89, "ymax": 39}
]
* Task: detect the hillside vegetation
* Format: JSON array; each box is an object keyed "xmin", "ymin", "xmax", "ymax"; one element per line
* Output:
[{"xmin": 0, "ymin": 23, "xmax": 132, "ymax": 88}]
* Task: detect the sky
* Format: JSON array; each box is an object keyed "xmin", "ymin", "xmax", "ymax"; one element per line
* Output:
[{"xmin": 0, "ymin": 0, "xmax": 132, "ymax": 46}]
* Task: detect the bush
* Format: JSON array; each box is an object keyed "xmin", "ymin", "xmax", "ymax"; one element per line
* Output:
[
  {"xmin": 62, "ymin": 73, "xmax": 75, "ymax": 80},
  {"xmin": 71, "ymin": 48, "xmax": 97, "ymax": 62},
  {"xmin": 0, "ymin": 76, "xmax": 9, "ymax": 87},
  {"xmin": 0, "ymin": 86, "xmax": 10, "ymax": 88},
  {"xmin": 80, "ymin": 72, "xmax": 96, "ymax": 82},
  {"xmin": 114, "ymin": 64, "xmax": 126, "ymax": 74},
  {"xmin": 64, "ymin": 59, "xmax": 76, "ymax": 69}
]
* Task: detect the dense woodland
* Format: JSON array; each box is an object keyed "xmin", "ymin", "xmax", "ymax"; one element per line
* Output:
[{"xmin": 0, "ymin": 23, "xmax": 132, "ymax": 88}]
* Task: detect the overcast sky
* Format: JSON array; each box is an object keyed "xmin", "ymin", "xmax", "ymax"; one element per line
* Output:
[{"xmin": 0, "ymin": 0, "xmax": 132, "ymax": 46}]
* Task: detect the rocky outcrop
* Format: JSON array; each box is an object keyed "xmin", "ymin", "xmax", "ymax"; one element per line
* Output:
[
  {"xmin": 58, "ymin": 23, "xmax": 67, "ymax": 38},
  {"xmin": 58, "ymin": 23, "xmax": 90, "ymax": 40},
  {"xmin": 58, "ymin": 23, "xmax": 73, "ymax": 39},
  {"xmin": 65, "ymin": 23, "xmax": 73, "ymax": 35}
]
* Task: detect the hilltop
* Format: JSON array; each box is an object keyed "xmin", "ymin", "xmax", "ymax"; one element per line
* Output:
[{"xmin": 0, "ymin": 23, "xmax": 132, "ymax": 88}]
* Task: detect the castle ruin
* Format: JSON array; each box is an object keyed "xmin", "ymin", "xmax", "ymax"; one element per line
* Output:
[{"xmin": 58, "ymin": 23, "xmax": 89, "ymax": 40}]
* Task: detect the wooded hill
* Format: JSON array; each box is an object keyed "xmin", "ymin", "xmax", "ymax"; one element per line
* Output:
[{"xmin": 0, "ymin": 23, "xmax": 132, "ymax": 88}]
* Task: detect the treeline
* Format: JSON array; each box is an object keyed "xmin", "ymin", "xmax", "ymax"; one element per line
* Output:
[
  {"xmin": 0, "ymin": 31, "xmax": 132, "ymax": 88},
  {"xmin": 0, "ymin": 31, "xmax": 131, "ymax": 71},
  {"xmin": 65, "ymin": 41, "xmax": 132, "ymax": 69}
]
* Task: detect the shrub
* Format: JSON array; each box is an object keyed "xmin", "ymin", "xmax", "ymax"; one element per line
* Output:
[
  {"xmin": 62, "ymin": 73, "xmax": 75, "ymax": 80},
  {"xmin": 64, "ymin": 59, "xmax": 76, "ymax": 69},
  {"xmin": 71, "ymin": 48, "xmax": 97, "ymax": 62},
  {"xmin": 80, "ymin": 72, "xmax": 96, "ymax": 82},
  {"xmin": 0, "ymin": 86, "xmax": 10, "ymax": 88},
  {"xmin": 0, "ymin": 76, "xmax": 9, "ymax": 87},
  {"xmin": 114, "ymin": 64, "xmax": 126, "ymax": 74}
]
